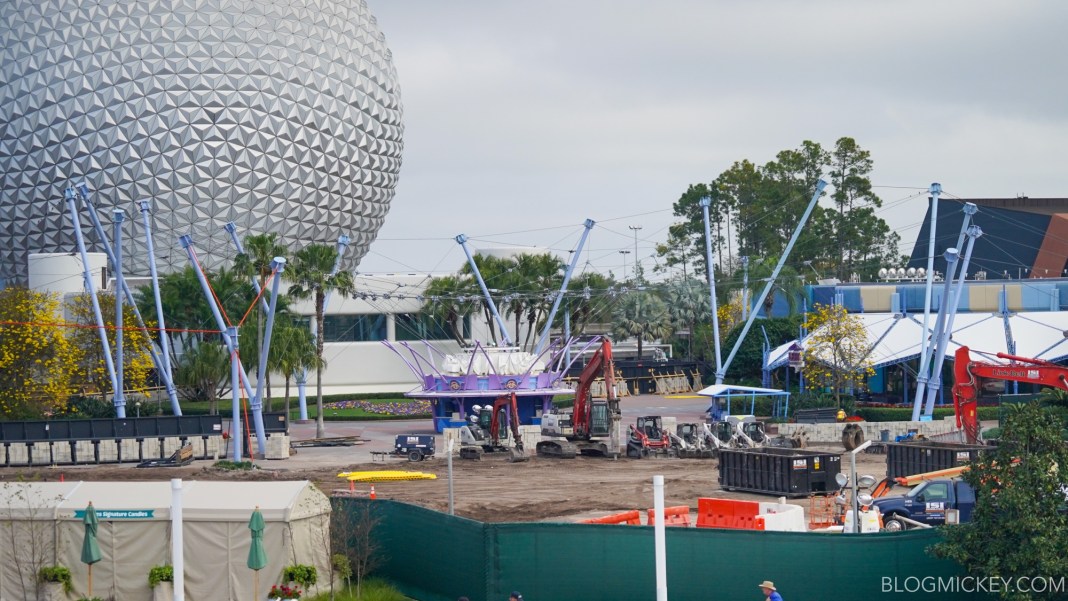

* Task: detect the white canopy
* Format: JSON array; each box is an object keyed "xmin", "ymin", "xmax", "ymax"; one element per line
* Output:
[
  {"xmin": 696, "ymin": 384, "xmax": 788, "ymax": 397},
  {"xmin": 768, "ymin": 310, "xmax": 1068, "ymax": 369},
  {"xmin": 0, "ymin": 480, "xmax": 331, "ymax": 601}
]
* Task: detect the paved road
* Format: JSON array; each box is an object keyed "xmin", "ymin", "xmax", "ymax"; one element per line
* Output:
[{"xmin": 278, "ymin": 393, "xmax": 712, "ymax": 467}]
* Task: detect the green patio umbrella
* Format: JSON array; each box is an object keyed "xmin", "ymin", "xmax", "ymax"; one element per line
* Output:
[
  {"xmin": 81, "ymin": 502, "xmax": 102, "ymax": 596},
  {"xmin": 248, "ymin": 507, "xmax": 267, "ymax": 600}
]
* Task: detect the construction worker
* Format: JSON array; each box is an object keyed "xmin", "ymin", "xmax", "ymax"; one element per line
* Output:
[{"xmin": 758, "ymin": 580, "xmax": 784, "ymax": 601}]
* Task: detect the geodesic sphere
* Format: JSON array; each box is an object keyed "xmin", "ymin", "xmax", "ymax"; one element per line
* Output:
[{"xmin": 0, "ymin": 0, "xmax": 403, "ymax": 284}]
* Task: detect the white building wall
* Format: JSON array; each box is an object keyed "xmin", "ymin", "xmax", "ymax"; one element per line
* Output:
[
  {"xmin": 287, "ymin": 273, "xmax": 534, "ymax": 394},
  {"xmin": 28, "ymin": 252, "xmax": 109, "ymax": 295}
]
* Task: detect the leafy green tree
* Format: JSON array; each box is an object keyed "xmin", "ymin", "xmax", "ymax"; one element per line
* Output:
[
  {"xmin": 720, "ymin": 315, "xmax": 803, "ymax": 383},
  {"xmin": 286, "ymin": 244, "xmax": 355, "ymax": 438},
  {"xmin": 801, "ymin": 303, "xmax": 874, "ymax": 407},
  {"xmin": 611, "ymin": 290, "xmax": 673, "ymax": 358},
  {"xmin": 932, "ymin": 401, "xmax": 1068, "ymax": 600},
  {"xmin": 0, "ymin": 288, "xmax": 79, "ymax": 418},
  {"xmin": 67, "ymin": 292, "xmax": 155, "ymax": 404},
  {"xmin": 135, "ymin": 266, "xmax": 254, "ymax": 369},
  {"xmin": 827, "ymin": 137, "xmax": 901, "ymax": 280},
  {"xmin": 654, "ymin": 225, "xmax": 700, "ymax": 279},
  {"xmin": 173, "ymin": 341, "xmax": 229, "ymax": 413},
  {"xmin": 665, "ymin": 138, "xmax": 898, "ymax": 282},
  {"xmin": 659, "ymin": 183, "xmax": 720, "ymax": 278},
  {"xmin": 746, "ymin": 141, "xmax": 829, "ymax": 262}
]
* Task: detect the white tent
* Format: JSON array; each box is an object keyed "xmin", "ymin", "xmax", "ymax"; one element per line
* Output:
[
  {"xmin": 767, "ymin": 311, "xmax": 1068, "ymax": 370},
  {"xmin": 0, "ymin": 480, "xmax": 331, "ymax": 601}
]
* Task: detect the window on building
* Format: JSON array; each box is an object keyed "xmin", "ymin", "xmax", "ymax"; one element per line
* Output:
[
  {"xmin": 395, "ymin": 313, "xmax": 469, "ymax": 341},
  {"xmin": 318, "ymin": 314, "xmax": 387, "ymax": 342}
]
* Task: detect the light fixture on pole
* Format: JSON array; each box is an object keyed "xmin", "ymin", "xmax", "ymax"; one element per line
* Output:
[
  {"xmin": 629, "ymin": 225, "xmax": 642, "ymax": 280},
  {"xmin": 619, "ymin": 250, "xmax": 630, "ymax": 279}
]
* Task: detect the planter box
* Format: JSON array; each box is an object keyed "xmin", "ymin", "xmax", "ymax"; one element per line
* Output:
[
  {"xmin": 41, "ymin": 581, "xmax": 68, "ymax": 601},
  {"xmin": 152, "ymin": 581, "xmax": 173, "ymax": 601}
]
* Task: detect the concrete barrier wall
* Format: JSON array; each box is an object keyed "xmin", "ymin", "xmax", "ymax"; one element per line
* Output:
[
  {"xmin": 778, "ymin": 418, "xmax": 959, "ymax": 443},
  {"xmin": 2, "ymin": 435, "xmax": 227, "ymax": 467},
  {"xmin": 756, "ymin": 500, "xmax": 807, "ymax": 532}
]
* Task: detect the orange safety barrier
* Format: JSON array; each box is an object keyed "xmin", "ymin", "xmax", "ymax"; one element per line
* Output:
[
  {"xmin": 580, "ymin": 510, "xmax": 642, "ymax": 525},
  {"xmin": 646, "ymin": 505, "xmax": 692, "ymax": 527},
  {"xmin": 695, "ymin": 498, "xmax": 761, "ymax": 530}
]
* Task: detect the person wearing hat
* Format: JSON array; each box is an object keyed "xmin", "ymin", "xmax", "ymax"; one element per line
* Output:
[
  {"xmin": 759, "ymin": 580, "xmax": 784, "ymax": 601},
  {"xmin": 508, "ymin": 592, "xmax": 523, "ymax": 601}
]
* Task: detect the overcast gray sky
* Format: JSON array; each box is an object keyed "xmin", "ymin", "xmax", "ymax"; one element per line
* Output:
[{"xmin": 358, "ymin": 0, "xmax": 1068, "ymax": 280}]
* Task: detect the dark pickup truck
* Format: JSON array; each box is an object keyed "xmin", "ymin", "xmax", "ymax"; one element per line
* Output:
[{"xmin": 873, "ymin": 479, "xmax": 976, "ymax": 531}]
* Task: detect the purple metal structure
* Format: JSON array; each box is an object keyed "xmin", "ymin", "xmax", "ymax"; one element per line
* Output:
[{"xmin": 383, "ymin": 337, "xmax": 607, "ymax": 433}]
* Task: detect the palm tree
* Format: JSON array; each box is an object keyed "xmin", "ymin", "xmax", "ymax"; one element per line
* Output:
[
  {"xmin": 724, "ymin": 258, "xmax": 806, "ymax": 318},
  {"xmin": 664, "ymin": 278, "xmax": 706, "ymax": 358},
  {"xmin": 459, "ymin": 254, "xmax": 515, "ymax": 345},
  {"xmin": 612, "ymin": 290, "xmax": 673, "ymax": 358},
  {"xmin": 285, "ymin": 244, "xmax": 355, "ymax": 438},
  {"xmin": 271, "ymin": 318, "xmax": 321, "ymax": 421},
  {"xmin": 565, "ymin": 272, "xmax": 615, "ymax": 337},
  {"xmin": 513, "ymin": 253, "xmax": 564, "ymax": 350},
  {"xmin": 174, "ymin": 342, "xmax": 229, "ymax": 413},
  {"xmin": 422, "ymin": 275, "xmax": 477, "ymax": 346},
  {"xmin": 233, "ymin": 233, "xmax": 288, "ymax": 409}
]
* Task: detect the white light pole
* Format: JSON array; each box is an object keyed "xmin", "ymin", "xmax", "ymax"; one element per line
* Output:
[
  {"xmin": 629, "ymin": 225, "xmax": 642, "ymax": 280},
  {"xmin": 619, "ymin": 250, "xmax": 630, "ymax": 280},
  {"xmin": 653, "ymin": 475, "xmax": 667, "ymax": 601},
  {"xmin": 850, "ymin": 440, "xmax": 872, "ymax": 533}
]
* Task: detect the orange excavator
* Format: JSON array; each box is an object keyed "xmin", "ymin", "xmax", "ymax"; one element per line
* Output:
[
  {"xmin": 952, "ymin": 345, "xmax": 1068, "ymax": 444},
  {"xmin": 458, "ymin": 391, "xmax": 528, "ymax": 462},
  {"xmin": 537, "ymin": 338, "xmax": 622, "ymax": 458}
]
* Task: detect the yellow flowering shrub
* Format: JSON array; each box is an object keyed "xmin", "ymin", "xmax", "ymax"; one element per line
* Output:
[
  {"xmin": 801, "ymin": 303, "xmax": 875, "ymax": 407},
  {"xmin": 68, "ymin": 292, "xmax": 155, "ymax": 401},
  {"xmin": 0, "ymin": 288, "xmax": 79, "ymax": 418}
]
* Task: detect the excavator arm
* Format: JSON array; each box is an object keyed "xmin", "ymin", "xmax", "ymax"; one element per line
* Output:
[
  {"xmin": 488, "ymin": 392, "xmax": 524, "ymax": 451},
  {"xmin": 573, "ymin": 338, "xmax": 619, "ymax": 439},
  {"xmin": 952, "ymin": 346, "xmax": 1068, "ymax": 444}
]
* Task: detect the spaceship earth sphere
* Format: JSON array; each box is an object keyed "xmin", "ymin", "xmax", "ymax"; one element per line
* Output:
[{"xmin": 0, "ymin": 0, "xmax": 403, "ymax": 284}]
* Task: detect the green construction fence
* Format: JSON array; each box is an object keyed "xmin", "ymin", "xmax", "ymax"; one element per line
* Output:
[{"xmin": 333, "ymin": 498, "xmax": 980, "ymax": 601}]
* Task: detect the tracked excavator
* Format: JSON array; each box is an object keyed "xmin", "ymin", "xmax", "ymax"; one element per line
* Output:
[
  {"xmin": 458, "ymin": 391, "xmax": 528, "ymax": 462},
  {"xmin": 952, "ymin": 345, "xmax": 1068, "ymax": 444},
  {"xmin": 537, "ymin": 338, "xmax": 622, "ymax": 458}
]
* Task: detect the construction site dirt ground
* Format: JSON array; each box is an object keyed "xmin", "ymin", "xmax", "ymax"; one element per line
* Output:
[
  {"xmin": 0, "ymin": 390, "xmax": 911, "ymax": 523},
  {"xmin": 0, "ymin": 447, "xmax": 894, "ymax": 523}
]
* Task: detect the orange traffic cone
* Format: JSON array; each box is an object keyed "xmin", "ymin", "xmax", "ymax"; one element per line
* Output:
[{"xmin": 370, "ymin": 485, "xmax": 377, "ymax": 500}]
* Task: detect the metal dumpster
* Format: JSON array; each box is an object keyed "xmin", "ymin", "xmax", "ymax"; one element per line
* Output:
[
  {"xmin": 718, "ymin": 447, "xmax": 842, "ymax": 497},
  {"xmin": 885, "ymin": 441, "xmax": 987, "ymax": 480}
]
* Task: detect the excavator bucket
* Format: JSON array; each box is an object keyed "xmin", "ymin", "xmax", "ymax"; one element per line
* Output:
[{"xmin": 508, "ymin": 447, "xmax": 529, "ymax": 463}]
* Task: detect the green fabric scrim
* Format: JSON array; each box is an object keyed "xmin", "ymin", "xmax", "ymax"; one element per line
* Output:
[{"xmin": 336, "ymin": 499, "xmax": 984, "ymax": 601}]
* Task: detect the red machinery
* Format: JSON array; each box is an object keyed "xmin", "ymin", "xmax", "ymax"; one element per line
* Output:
[
  {"xmin": 459, "ymin": 392, "xmax": 528, "ymax": 461},
  {"xmin": 487, "ymin": 391, "xmax": 525, "ymax": 452},
  {"xmin": 952, "ymin": 345, "xmax": 1068, "ymax": 444},
  {"xmin": 537, "ymin": 338, "xmax": 622, "ymax": 458},
  {"xmin": 627, "ymin": 415, "xmax": 673, "ymax": 458}
]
